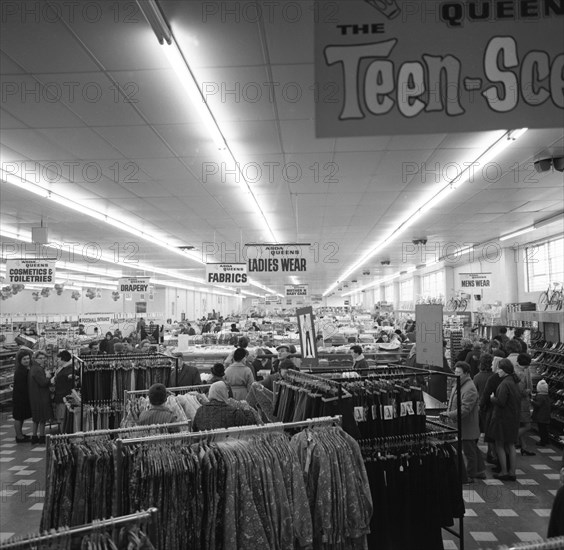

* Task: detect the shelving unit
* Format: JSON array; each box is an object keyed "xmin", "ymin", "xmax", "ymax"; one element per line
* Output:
[
  {"xmin": 0, "ymin": 349, "xmax": 17, "ymax": 405},
  {"xmin": 530, "ymin": 343, "xmax": 564, "ymax": 445}
]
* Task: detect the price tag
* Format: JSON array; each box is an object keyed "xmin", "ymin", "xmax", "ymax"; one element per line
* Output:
[
  {"xmin": 400, "ymin": 402, "xmax": 407, "ymax": 417},
  {"xmin": 371, "ymin": 404, "xmax": 378, "ymax": 419},
  {"xmin": 404, "ymin": 402, "xmax": 415, "ymax": 415},
  {"xmin": 417, "ymin": 402, "xmax": 426, "ymax": 415},
  {"xmin": 354, "ymin": 406, "xmax": 366, "ymax": 422},
  {"xmin": 383, "ymin": 405, "xmax": 394, "ymax": 420}
]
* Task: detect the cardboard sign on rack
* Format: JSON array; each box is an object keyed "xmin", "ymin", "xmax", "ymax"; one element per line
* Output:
[
  {"xmin": 296, "ymin": 306, "xmax": 319, "ymax": 368},
  {"xmin": 415, "ymin": 304, "xmax": 444, "ymax": 368}
]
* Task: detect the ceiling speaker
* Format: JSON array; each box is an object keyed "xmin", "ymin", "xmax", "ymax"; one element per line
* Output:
[
  {"xmin": 534, "ymin": 158, "xmax": 552, "ymax": 172},
  {"xmin": 553, "ymin": 157, "xmax": 564, "ymax": 172}
]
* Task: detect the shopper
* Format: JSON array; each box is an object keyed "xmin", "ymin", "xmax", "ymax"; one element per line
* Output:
[
  {"xmin": 375, "ymin": 332, "xmax": 389, "ymax": 343},
  {"xmin": 272, "ymin": 344, "xmax": 291, "ymax": 372},
  {"xmin": 192, "ymin": 381, "xmax": 258, "ymax": 431},
  {"xmin": 52, "ymin": 350, "xmax": 74, "ymax": 432},
  {"xmin": 224, "ymin": 347, "xmax": 255, "ymax": 400},
  {"xmin": 12, "ymin": 349, "xmax": 33, "ymax": 443},
  {"xmin": 455, "ymin": 338, "xmax": 473, "ymax": 364},
  {"xmin": 532, "ymin": 379, "xmax": 551, "ymax": 446},
  {"xmin": 465, "ymin": 341, "xmax": 482, "ymax": 379},
  {"xmin": 350, "ymin": 345, "xmax": 369, "ymax": 369},
  {"xmin": 261, "ymin": 359, "xmax": 299, "ymax": 391},
  {"xmin": 497, "ymin": 327, "xmax": 510, "ymax": 351},
  {"xmin": 490, "ymin": 359, "xmax": 522, "ymax": 481},
  {"xmin": 474, "ymin": 353, "xmax": 495, "ymax": 462},
  {"xmin": 230, "ymin": 323, "xmax": 240, "ymax": 333},
  {"xmin": 513, "ymin": 352, "xmax": 536, "ymax": 456},
  {"xmin": 99, "ymin": 331, "xmax": 115, "ymax": 354},
  {"xmin": 137, "ymin": 383, "xmax": 178, "ymax": 426},
  {"xmin": 208, "ymin": 363, "xmax": 226, "ymax": 384},
  {"xmin": 489, "ymin": 340, "xmax": 506, "ymax": 359},
  {"xmin": 172, "ymin": 352, "xmax": 202, "ymax": 386},
  {"xmin": 28, "ymin": 350, "xmax": 53, "ymax": 444},
  {"xmin": 481, "ymin": 359, "xmax": 504, "ymax": 465},
  {"xmin": 512, "ymin": 328, "xmax": 528, "ymax": 353},
  {"xmin": 224, "ymin": 336, "xmax": 253, "ymax": 368},
  {"xmin": 443, "ymin": 361, "xmax": 485, "ymax": 483}
]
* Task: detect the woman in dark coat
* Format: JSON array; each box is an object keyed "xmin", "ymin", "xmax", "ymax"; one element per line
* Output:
[
  {"xmin": 99, "ymin": 332, "xmax": 115, "ymax": 354},
  {"xmin": 489, "ymin": 359, "xmax": 522, "ymax": 481},
  {"xmin": 28, "ymin": 350, "xmax": 53, "ymax": 444},
  {"xmin": 12, "ymin": 348, "xmax": 33, "ymax": 442}
]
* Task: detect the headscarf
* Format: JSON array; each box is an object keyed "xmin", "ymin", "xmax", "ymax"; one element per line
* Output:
[{"xmin": 208, "ymin": 381, "xmax": 230, "ymax": 403}]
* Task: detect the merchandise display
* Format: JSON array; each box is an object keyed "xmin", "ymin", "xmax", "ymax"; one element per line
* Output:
[{"xmin": 1, "ymin": 0, "xmax": 563, "ymax": 547}]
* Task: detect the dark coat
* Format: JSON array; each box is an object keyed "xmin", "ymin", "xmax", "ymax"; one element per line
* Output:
[
  {"xmin": 174, "ymin": 363, "xmax": 202, "ymax": 387},
  {"xmin": 28, "ymin": 363, "xmax": 53, "ymax": 423},
  {"xmin": 548, "ymin": 485, "xmax": 564, "ymax": 537},
  {"xmin": 53, "ymin": 365, "xmax": 74, "ymax": 404},
  {"xmin": 12, "ymin": 363, "xmax": 32, "ymax": 421},
  {"xmin": 192, "ymin": 400, "xmax": 256, "ymax": 431},
  {"xmin": 489, "ymin": 374, "xmax": 521, "ymax": 444},
  {"xmin": 532, "ymin": 394, "xmax": 551, "ymax": 424},
  {"xmin": 473, "ymin": 370, "xmax": 494, "ymax": 432},
  {"xmin": 480, "ymin": 373, "xmax": 502, "ymax": 443}
]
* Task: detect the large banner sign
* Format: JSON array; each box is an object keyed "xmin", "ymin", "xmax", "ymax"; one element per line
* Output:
[
  {"xmin": 459, "ymin": 272, "xmax": 492, "ymax": 289},
  {"xmin": 315, "ymin": 0, "xmax": 564, "ymax": 136},
  {"xmin": 5, "ymin": 258, "xmax": 56, "ymax": 285},
  {"xmin": 205, "ymin": 263, "xmax": 248, "ymax": 285}
]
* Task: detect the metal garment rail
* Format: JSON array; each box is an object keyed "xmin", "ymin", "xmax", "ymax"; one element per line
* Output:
[
  {"xmin": 288, "ymin": 366, "xmax": 465, "ymax": 550},
  {"xmin": 509, "ymin": 537, "xmax": 564, "ymax": 550},
  {"xmin": 77, "ymin": 352, "xmax": 178, "ymax": 430},
  {"xmin": 113, "ymin": 415, "xmax": 342, "ymax": 516},
  {"xmin": 0, "ymin": 508, "xmax": 158, "ymax": 549},
  {"xmin": 123, "ymin": 383, "xmax": 211, "ymax": 409}
]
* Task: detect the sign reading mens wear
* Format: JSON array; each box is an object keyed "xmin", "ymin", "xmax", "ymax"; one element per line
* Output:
[
  {"xmin": 285, "ymin": 284, "xmax": 309, "ymax": 297},
  {"xmin": 459, "ymin": 273, "xmax": 492, "ymax": 288},
  {"xmin": 6, "ymin": 258, "xmax": 56, "ymax": 284},
  {"xmin": 118, "ymin": 277, "xmax": 151, "ymax": 295},
  {"xmin": 315, "ymin": 0, "xmax": 563, "ymax": 137},
  {"xmin": 205, "ymin": 263, "xmax": 247, "ymax": 285}
]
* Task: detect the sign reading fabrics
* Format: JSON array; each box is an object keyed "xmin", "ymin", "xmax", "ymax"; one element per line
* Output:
[
  {"xmin": 315, "ymin": 0, "xmax": 563, "ymax": 137},
  {"xmin": 285, "ymin": 284, "xmax": 309, "ymax": 297},
  {"xmin": 459, "ymin": 273, "xmax": 492, "ymax": 288},
  {"xmin": 205, "ymin": 263, "xmax": 247, "ymax": 285},
  {"xmin": 247, "ymin": 244, "xmax": 307, "ymax": 273},
  {"xmin": 5, "ymin": 258, "xmax": 56, "ymax": 285}
]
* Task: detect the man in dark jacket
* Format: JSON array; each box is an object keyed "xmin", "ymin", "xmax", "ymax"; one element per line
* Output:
[
  {"xmin": 53, "ymin": 350, "xmax": 75, "ymax": 432},
  {"xmin": 172, "ymin": 352, "xmax": 202, "ymax": 387}
]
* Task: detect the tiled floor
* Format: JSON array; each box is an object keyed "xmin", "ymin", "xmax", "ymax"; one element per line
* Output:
[{"xmin": 0, "ymin": 409, "xmax": 562, "ymax": 548}]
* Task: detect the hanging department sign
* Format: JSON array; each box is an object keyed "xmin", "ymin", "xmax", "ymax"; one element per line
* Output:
[
  {"xmin": 118, "ymin": 277, "xmax": 151, "ymax": 296},
  {"xmin": 246, "ymin": 244, "xmax": 308, "ymax": 273},
  {"xmin": 5, "ymin": 258, "xmax": 56, "ymax": 284},
  {"xmin": 205, "ymin": 263, "xmax": 248, "ymax": 285},
  {"xmin": 315, "ymin": 0, "xmax": 564, "ymax": 137},
  {"xmin": 459, "ymin": 273, "xmax": 492, "ymax": 288},
  {"xmin": 285, "ymin": 284, "xmax": 309, "ymax": 297}
]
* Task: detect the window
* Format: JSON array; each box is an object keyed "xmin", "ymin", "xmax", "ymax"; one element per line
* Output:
[
  {"xmin": 421, "ymin": 270, "xmax": 445, "ymax": 298},
  {"xmin": 383, "ymin": 284, "xmax": 394, "ymax": 303},
  {"xmin": 399, "ymin": 279, "xmax": 413, "ymax": 308},
  {"xmin": 526, "ymin": 236, "xmax": 564, "ymax": 292}
]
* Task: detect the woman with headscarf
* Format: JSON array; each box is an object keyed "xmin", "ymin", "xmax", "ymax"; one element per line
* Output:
[
  {"xmin": 12, "ymin": 348, "xmax": 33, "ymax": 442},
  {"xmin": 28, "ymin": 350, "xmax": 54, "ymax": 444},
  {"xmin": 489, "ymin": 359, "xmax": 522, "ymax": 481},
  {"xmin": 192, "ymin": 381, "xmax": 258, "ymax": 431}
]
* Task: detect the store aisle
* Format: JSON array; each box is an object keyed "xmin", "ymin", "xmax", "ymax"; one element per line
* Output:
[
  {"xmin": 443, "ymin": 437, "xmax": 563, "ymax": 549},
  {"xmin": 0, "ymin": 411, "xmax": 47, "ymax": 542}
]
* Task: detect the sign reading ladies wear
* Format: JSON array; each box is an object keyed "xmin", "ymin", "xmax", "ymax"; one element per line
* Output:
[
  {"xmin": 285, "ymin": 284, "xmax": 309, "ymax": 297},
  {"xmin": 315, "ymin": 0, "xmax": 564, "ymax": 137},
  {"xmin": 246, "ymin": 244, "xmax": 308, "ymax": 273},
  {"xmin": 205, "ymin": 263, "xmax": 247, "ymax": 285},
  {"xmin": 459, "ymin": 273, "xmax": 492, "ymax": 288},
  {"xmin": 5, "ymin": 258, "xmax": 56, "ymax": 284}
]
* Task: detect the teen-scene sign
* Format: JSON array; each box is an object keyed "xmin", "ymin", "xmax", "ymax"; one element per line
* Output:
[{"xmin": 315, "ymin": 0, "xmax": 563, "ymax": 136}]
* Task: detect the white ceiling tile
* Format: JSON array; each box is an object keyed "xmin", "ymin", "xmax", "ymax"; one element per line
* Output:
[{"xmin": 94, "ymin": 126, "xmax": 175, "ymax": 158}]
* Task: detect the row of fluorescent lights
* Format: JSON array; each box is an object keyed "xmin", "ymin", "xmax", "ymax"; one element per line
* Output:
[
  {"xmin": 323, "ymin": 128, "xmax": 529, "ymax": 296},
  {"xmin": 499, "ymin": 211, "xmax": 564, "ymax": 241},
  {"xmin": 136, "ymin": 0, "xmax": 278, "ymax": 244}
]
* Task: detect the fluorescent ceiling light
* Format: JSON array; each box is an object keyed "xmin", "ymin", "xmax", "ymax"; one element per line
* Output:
[
  {"xmin": 535, "ymin": 211, "xmax": 564, "ymax": 229},
  {"xmin": 500, "ymin": 226, "xmax": 535, "ymax": 241},
  {"xmin": 323, "ymin": 129, "xmax": 528, "ymax": 296}
]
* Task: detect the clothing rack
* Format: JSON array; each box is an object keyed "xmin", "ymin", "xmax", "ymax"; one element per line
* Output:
[
  {"xmin": 114, "ymin": 415, "xmax": 342, "ymax": 516},
  {"xmin": 76, "ymin": 352, "xmax": 177, "ymax": 430},
  {"xmin": 123, "ymin": 383, "xmax": 211, "ymax": 408},
  {"xmin": 508, "ymin": 537, "xmax": 564, "ymax": 550},
  {"xmin": 0, "ymin": 508, "xmax": 158, "ymax": 549}
]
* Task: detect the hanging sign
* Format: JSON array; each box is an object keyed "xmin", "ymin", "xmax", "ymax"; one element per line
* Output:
[
  {"xmin": 246, "ymin": 244, "xmax": 308, "ymax": 273},
  {"xmin": 285, "ymin": 284, "xmax": 309, "ymax": 297},
  {"xmin": 311, "ymin": 294, "xmax": 323, "ymax": 303},
  {"xmin": 118, "ymin": 277, "xmax": 151, "ymax": 294},
  {"xmin": 459, "ymin": 273, "xmax": 492, "ymax": 288},
  {"xmin": 265, "ymin": 294, "xmax": 281, "ymax": 304},
  {"xmin": 315, "ymin": 0, "xmax": 564, "ymax": 137},
  {"xmin": 5, "ymin": 258, "xmax": 56, "ymax": 284},
  {"xmin": 205, "ymin": 263, "xmax": 248, "ymax": 285}
]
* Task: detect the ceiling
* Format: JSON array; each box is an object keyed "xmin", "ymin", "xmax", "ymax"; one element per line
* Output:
[{"xmin": 1, "ymin": 0, "xmax": 563, "ymax": 299}]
